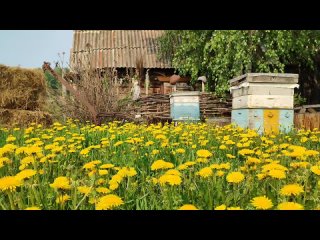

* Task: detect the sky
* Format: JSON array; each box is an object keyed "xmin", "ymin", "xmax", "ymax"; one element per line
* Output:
[{"xmin": 0, "ymin": 30, "xmax": 73, "ymax": 68}]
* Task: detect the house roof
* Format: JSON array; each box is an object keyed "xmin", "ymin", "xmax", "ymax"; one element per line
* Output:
[{"xmin": 70, "ymin": 30, "xmax": 172, "ymax": 69}]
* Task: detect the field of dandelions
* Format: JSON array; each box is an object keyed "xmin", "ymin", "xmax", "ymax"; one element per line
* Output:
[{"xmin": 0, "ymin": 119, "xmax": 320, "ymax": 210}]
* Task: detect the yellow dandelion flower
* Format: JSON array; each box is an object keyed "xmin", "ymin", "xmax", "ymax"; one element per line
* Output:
[
  {"xmin": 238, "ymin": 149, "xmax": 254, "ymax": 156},
  {"xmin": 220, "ymin": 163, "xmax": 231, "ymax": 170},
  {"xmin": 15, "ymin": 169, "xmax": 37, "ymax": 181},
  {"xmin": 56, "ymin": 194, "xmax": 71, "ymax": 204},
  {"xmin": 237, "ymin": 143, "xmax": 243, "ymax": 148},
  {"xmin": 0, "ymin": 157, "xmax": 12, "ymax": 168},
  {"xmin": 91, "ymin": 160, "xmax": 102, "ymax": 165},
  {"xmin": 151, "ymin": 149, "xmax": 160, "ymax": 155},
  {"xmin": 151, "ymin": 160, "xmax": 174, "ymax": 171},
  {"xmin": 83, "ymin": 160, "xmax": 101, "ymax": 170},
  {"xmin": 6, "ymin": 136, "xmax": 16, "ymax": 142},
  {"xmin": 96, "ymin": 187, "xmax": 111, "ymax": 194},
  {"xmin": 246, "ymin": 157, "xmax": 261, "ymax": 165},
  {"xmin": 20, "ymin": 156, "xmax": 35, "ymax": 166},
  {"xmin": 158, "ymin": 174, "xmax": 182, "ymax": 186},
  {"xmin": 99, "ymin": 170, "xmax": 109, "ymax": 176},
  {"xmin": 219, "ymin": 145, "xmax": 227, "ymax": 150},
  {"xmin": 95, "ymin": 194, "xmax": 124, "ymax": 210},
  {"xmin": 196, "ymin": 158, "xmax": 209, "ymax": 163},
  {"xmin": 216, "ymin": 170, "xmax": 225, "ymax": 177},
  {"xmin": 196, "ymin": 149, "xmax": 213, "ymax": 158},
  {"xmin": 145, "ymin": 141, "xmax": 154, "ymax": 146},
  {"xmin": 184, "ymin": 161, "xmax": 196, "ymax": 166},
  {"xmin": 311, "ymin": 166, "xmax": 320, "ymax": 176},
  {"xmin": 155, "ymin": 134, "xmax": 166, "ymax": 140},
  {"xmin": 227, "ymin": 207, "xmax": 242, "ymax": 210},
  {"xmin": 0, "ymin": 176, "xmax": 22, "ymax": 192},
  {"xmin": 110, "ymin": 174, "xmax": 123, "ymax": 184},
  {"xmin": 251, "ymin": 196, "xmax": 273, "ymax": 210},
  {"xmin": 177, "ymin": 164, "xmax": 188, "ymax": 170},
  {"xmin": 25, "ymin": 206, "xmax": 41, "ymax": 210},
  {"xmin": 88, "ymin": 170, "xmax": 97, "ymax": 177},
  {"xmin": 226, "ymin": 154, "xmax": 236, "ymax": 159},
  {"xmin": 165, "ymin": 169, "xmax": 181, "ymax": 176},
  {"xmin": 210, "ymin": 163, "xmax": 220, "ymax": 169},
  {"xmin": 257, "ymin": 173, "xmax": 267, "ymax": 180},
  {"xmin": 262, "ymin": 163, "xmax": 288, "ymax": 172},
  {"xmin": 178, "ymin": 204, "xmax": 198, "ymax": 210},
  {"xmin": 77, "ymin": 186, "xmax": 91, "ymax": 195},
  {"xmin": 196, "ymin": 167, "xmax": 213, "ymax": 178},
  {"xmin": 225, "ymin": 140, "xmax": 235, "ymax": 145},
  {"xmin": 215, "ymin": 204, "xmax": 227, "ymax": 210},
  {"xmin": 25, "ymin": 146, "xmax": 42, "ymax": 155},
  {"xmin": 100, "ymin": 163, "xmax": 115, "ymax": 169},
  {"xmin": 290, "ymin": 162, "xmax": 309, "ymax": 169},
  {"xmin": 300, "ymin": 137, "xmax": 308, "ymax": 143},
  {"xmin": 80, "ymin": 148, "xmax": 90, "ymax": 155},
  {"xmin": 305, "ymin": 150, "xmax": 319, "ymax": 157},
  {"xmin": 279, "ymin": 143, "xmax": 289, "ymax": 149},
  {"xmin": 176, "ymin": 148, "xmax": 186, "ymax": 154},
  {"xmin": 277, "ymin": 202, "xmax": 304, "ymax": 210},
  {"xmin": 50, "ymin": 176, "xmax": 71, "ymax": 190},
  {"xmin": 109, "ymin": 182, "xmax": 119, "ymax": 190},
  {"xmin": 226, "ymin": 172, "xmax": 245, "ymax": 183},
  {"xmin": 117, "ymin": 167, "xmax": 137, "ymax": 178},
  {"xmin": 268, "ymin": 169, "xmax": 286, "ymax": 179},
  {"xmin": 113, "ymin": 141, "xmax": 124, "ymax": 147},
  {"xmin": 280, "ymin": 184, "xmax": 304, "ymax": 196}
]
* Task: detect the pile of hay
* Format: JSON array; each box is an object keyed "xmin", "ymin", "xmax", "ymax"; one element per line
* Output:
[
  {"xmin": 0, "ymin": 109, "xmax": 53, "ymax": 127},
  {"xmin": 0, "ymin": 64, "xmax": 46, "ymax": 110},
  {"xmin": 0, "ymin": 65, "xmax": 53, "ymax": 127}
]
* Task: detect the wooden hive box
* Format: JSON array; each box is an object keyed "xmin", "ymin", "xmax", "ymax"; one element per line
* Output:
[
  {"xmin": 231, "ymin": 108, "xmax": 294, "ymax": 134},
  {"xmin": 230, "ymin": 73, "xmax": 299, "ymax": 109},
  {"xmin": 170, "ymin": 91, "xmax": 200, "ymax": 121},
  {"xmin": 229, "ymin": 73, "xmax": 299, "ymax": 134}
]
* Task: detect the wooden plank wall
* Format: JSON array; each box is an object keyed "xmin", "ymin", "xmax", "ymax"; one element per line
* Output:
[{"xmin": 294, "ymin": 113, "xmax": 320, "ymax": 130}]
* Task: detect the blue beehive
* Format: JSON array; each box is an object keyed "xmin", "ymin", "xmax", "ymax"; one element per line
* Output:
[
  {"xmin": 170, "ymin": 91, "xmax": 200, "ymax": 121},
  {"xmin": 231, "ymin": 109, "xmax": 294, "ymax": 134},
  {"xmin": 229, "ymin": 73, "xmax": 299, "ymax": 134}
]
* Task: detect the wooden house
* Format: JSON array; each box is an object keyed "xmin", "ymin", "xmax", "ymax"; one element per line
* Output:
[{"xmin": 69, "ymin": 30, "xmax": 190, "ymax": 96}]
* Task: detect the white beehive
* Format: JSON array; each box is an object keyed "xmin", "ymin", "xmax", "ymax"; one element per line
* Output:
[{"xmin": 230, "ymin": 73, "xmax": 299, "ymax": 109}]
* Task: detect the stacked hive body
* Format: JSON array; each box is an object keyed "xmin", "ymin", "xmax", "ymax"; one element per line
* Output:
[
  {"xmin": 170, "ymin": 91, "xmax": 200, "ymax": 121},
  {"xmin": 229, "ymin": 73, "xmax": 299, "ymax": 134}
]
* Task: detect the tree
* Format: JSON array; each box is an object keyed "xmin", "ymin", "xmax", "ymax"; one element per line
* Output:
[{"xmin": 158, "ymin": 30, "xmax": 320, "ymax": 96}]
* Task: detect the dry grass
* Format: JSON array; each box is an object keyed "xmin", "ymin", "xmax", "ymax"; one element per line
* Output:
[{"xmin": 0, "ymin": 108, "xmax": 52, "ymax": 127}]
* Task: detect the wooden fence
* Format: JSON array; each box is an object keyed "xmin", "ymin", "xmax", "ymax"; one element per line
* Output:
[{"xmin": 294, "ymin": 105, "xmax": 320, "ymax": 130}]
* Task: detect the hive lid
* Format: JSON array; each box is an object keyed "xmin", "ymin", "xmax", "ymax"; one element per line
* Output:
[
  {"xmin": 230, "ymin": 82, "xmax": 299, "ymax": 91},
  {"xmin": 229, "ymin": 73, "xmax": 299, "ymax": 86},
  {"xmin": 170, "ymin": 91, "xmax": 200, "ymax": 97}
]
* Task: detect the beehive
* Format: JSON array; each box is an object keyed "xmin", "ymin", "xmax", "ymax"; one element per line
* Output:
[
  {"xmin": 229, "ymin": 73, "xmax": 299, "ymax": 134},
  {"xmin": 170, "ymin": 91, "xmax": 200, "ymax": 121}
]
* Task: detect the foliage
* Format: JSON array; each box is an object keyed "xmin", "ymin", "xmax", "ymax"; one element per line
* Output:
[
  {"xmin": 159, "ymin": 30, "xmax": 320, "ymax": 95},
  {"xmin": 294, "ymin": 93, "xmax": 307, "ymax": 107},
  {"xmin": 44, "ymin": 71, "xmax": 60, "ymax": 90}
]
